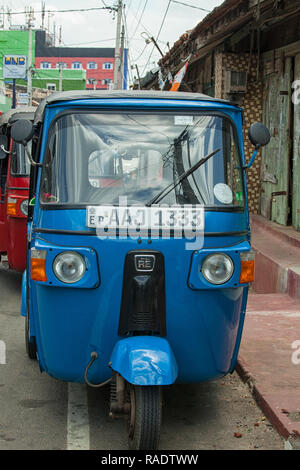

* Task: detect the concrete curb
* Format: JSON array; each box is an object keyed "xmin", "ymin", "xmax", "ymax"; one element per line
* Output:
[{"xmin": 236, "ymin": 358, "xmax": 300, "ymax": 450}]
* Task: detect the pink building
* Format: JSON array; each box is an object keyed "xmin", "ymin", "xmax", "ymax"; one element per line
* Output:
[{"xmin": 35, "ymin": 30, "xmax": 127, "ymax": 90}]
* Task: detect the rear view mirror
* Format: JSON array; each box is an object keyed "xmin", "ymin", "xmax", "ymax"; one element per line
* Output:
[
  {"xmin": 248, "ymin": 122, "xmax": 271, "ymax": 149},
  {"xmin": 0, "ymin": 135, "xmax": 8, "ymax": 159},
  {"xmin": 244, "ymin": 122, "xmax": 271, "ymax": 170},
  {"xmin": 11, "ymin": 119, "xmax": 34, "ymax": 145}
]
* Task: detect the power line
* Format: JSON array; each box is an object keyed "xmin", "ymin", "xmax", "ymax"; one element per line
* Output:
[
  {"xmin": 126, "ymin": 2, "xmax": 152, "ymax": 38},
  {"xmin": 132, "ymin": 43, "xmax": 148, "ymax": 63},
  {"xmin": 0, "ymin": 7, "xmax": 116, "ymax": 16},
  {"xmin": 170, "ymin": 0, "xmax": 211, "ymax": 12},
  {"xmin": 141, "ymin": 0, "xmax": 171, "ymax": 76},
  {"xmin": 130, "ymin": 0, "xmax": 148, "ymax": 41}
]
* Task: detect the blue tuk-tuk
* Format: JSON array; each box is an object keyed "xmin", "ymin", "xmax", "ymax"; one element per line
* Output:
[{"xmin": 11, "ymin": 91, "xmax": 270, "ymax": 450}]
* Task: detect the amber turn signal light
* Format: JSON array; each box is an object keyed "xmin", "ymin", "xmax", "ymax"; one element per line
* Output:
[
  {"xmin": 30, "ymin": 249, "xmax": 47, "ymax": 282},
  {"xmin": 240, "ymin": 260, "xmax": 255, "ymax": 284},
  {"xmin": 240, "ymin": 250, "xmax": 255, "ymax": 283},
  {"xmin": 7, "ymin": 197, "xmax": 17, "ymax": 216}
]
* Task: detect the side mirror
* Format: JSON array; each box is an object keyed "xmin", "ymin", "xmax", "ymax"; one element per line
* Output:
[
  {"xmin": 248, "ymin": 122, "xmax": 271, "ymax": 149},
  {"xmin": 11, "ymin": 119, "xmax": 41, "ymax": 168},
  {"xmin": 11, "ymin": 119, "xmax": 34, "ymax": 145},
  {"xmin": 244, "ymin": 122, "xmax": 271, "ymax": 170},
  {"xmin": 0, "ymin": 135, "xmax": 8, "ymax": 160}
]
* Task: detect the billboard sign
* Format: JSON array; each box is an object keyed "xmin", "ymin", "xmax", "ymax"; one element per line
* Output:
[{"xmin": 3, "ymin": 55, "xmax": 27, "ymax": 79}]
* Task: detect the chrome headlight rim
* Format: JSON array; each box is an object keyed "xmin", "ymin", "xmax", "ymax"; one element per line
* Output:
[
  {"xmin": 52, "ymin": 251, "xmax": 86, "ymax": 284},
  {"xmin": 20, "ymin": 199, "xmax": 29, "ymax": 216},
  {"xmin": 201, "ymin": 253, "xmax": 234, "ymax": 285}
]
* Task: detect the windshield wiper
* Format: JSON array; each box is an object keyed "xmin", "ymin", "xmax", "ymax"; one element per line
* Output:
[{"xmin": 145, "ymin": 148, "xmax": 221, "ymax": 207}]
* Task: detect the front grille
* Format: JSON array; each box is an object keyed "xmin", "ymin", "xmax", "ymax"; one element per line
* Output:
[{"xmin": 118, "ymin": 250, "xmax": 166, "ymax": 336}]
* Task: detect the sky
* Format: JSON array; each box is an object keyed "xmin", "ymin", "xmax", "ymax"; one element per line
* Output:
[{"xmin": 2, "ymin": 0, "xmax": 225, "ymax": 86}]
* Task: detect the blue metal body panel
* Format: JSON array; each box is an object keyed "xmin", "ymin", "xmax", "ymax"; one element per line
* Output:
[
  {"xmin": 24, "ymin": 96, "xmax": 252, "ymax": 385},
  {"xmin": 110, "ymin": 336, "xmax": 178, "ymax": 385},
  {"xmin": 21, "ymin": 270, "xmax": 27, "ymax": 317}
]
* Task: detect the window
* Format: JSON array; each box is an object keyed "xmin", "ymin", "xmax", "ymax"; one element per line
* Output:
[
  {"xmin": 72, "ymin": 62, "xmax": 82, "ymax": 69},
  {"xmin": 87, "ymin": 62, "xmax": 97, "ymax": 70},
  {"xmin": 40, "ymin": 62, "xmax": 51, "ymax": 69},
  {"xmin": 102, "ymin": 79, "xmax": 113, "ymax": 85},
  {"xmin": 40, "ymin": 112, "xmax": 245, "ymax": 209},
  {"xmin": 10, "ymin": 142, "xmax": 31, "ymax": 176},
  {"xmin": 87, "ymin": 78, "xmax": 96, "ymax": 85},
  {"xmin": 103, "ymin": 62, "xmax": 113, "ymax": 70},
  {"xmin": 47, "ymin": 83, "xmax": 56, "ymax": 91},
  {"xmin": 56, "ymin": 62, "xmax": 67, "ymax": 69}
]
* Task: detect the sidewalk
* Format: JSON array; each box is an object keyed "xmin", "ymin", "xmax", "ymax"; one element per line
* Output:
[{"xmin": 236, "ymin": 292, "xmax": 300, "ymax": 449}]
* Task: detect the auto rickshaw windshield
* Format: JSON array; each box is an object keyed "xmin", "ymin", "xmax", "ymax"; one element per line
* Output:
[{"xmin": 40, "ymin": 112, "xmax": 245, "ymax": 208}]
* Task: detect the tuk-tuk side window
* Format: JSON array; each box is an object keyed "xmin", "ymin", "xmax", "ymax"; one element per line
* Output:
[
  {"xmin": 40, "ymin": 112, "xmax": 245, "ymax": 209},
  {"xmin": 10, "ymin": 141, "xmax": 31, "ymax": 176}
]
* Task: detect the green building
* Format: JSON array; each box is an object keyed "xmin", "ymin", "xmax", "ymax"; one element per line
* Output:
[
  {"xmin": 0, "ymin": 29, "xmax": 86, "ymax": 112},
  {"xmin": 31, "ymin": 68, "xmax": 86, "ymax": 92}
]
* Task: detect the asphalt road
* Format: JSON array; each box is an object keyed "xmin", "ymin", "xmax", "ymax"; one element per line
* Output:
[{"xmin": 0, "ymin": 267, "xmax": 285, "ymax": 451}]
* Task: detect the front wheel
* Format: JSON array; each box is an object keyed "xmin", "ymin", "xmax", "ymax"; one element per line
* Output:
[
  {"xmin": 25, "ymin": 314, "xmax": 37, "ymax": 360},
  {"xmin": 127, "ymin": 384, "xmax": 162, "ymax": 450}
]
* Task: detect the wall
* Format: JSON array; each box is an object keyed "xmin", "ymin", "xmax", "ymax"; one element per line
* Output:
[
  {"xmin": 29, "ymin": 68, "xmax": 86, "ymax": 91},
  {"xmin": 35, "ymin": 56, "xmax": 114, "ymax": 90},
  {"xmin": 215, "ymin": 52, "xmax": 263, "ymax": 214},
  {"xmin": 0, "ymin": 29, "xmax": 35, "ymax": 79}
]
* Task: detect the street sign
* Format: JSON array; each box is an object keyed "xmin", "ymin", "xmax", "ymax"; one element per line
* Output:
[
  {"xmin": 3, "ymin": 55, "xmax": 27, "ymax": 79},
  {"xmin": 17, "ymin": 92, "xmax": 29, "ymax": 105}
]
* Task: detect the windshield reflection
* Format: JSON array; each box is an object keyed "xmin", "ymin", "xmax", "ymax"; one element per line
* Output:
[{"xmin": 40, "ymin": 113, "xmax": 244, "ymax": 208}]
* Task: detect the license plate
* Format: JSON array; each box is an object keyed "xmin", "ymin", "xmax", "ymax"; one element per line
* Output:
[{"xmin": 86, "ymin": 205, "xmax": 204, "ymax": 231}]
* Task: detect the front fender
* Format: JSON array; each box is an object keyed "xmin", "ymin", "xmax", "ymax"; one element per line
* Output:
[
  {"xmin": 110, "ymin": 336, "xmax": 178, "ymax": 386},
  {"xmin": 21, "ymin": 270, "xmax": 27, "ymax": 317}
]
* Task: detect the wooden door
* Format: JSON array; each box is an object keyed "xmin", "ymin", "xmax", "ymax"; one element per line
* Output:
[
  {"xmin": 293, "ymin": 54, "xmax": 300, "ymax": 231},
  {"xmin": 261, "ymin": 57, "xmax": 292, "ymax": 226}
]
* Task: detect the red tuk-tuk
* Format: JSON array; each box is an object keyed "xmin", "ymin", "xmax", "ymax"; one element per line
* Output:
[{"xmin": 0, "ymin": 107, "xmax": 36, "ymax": 272}]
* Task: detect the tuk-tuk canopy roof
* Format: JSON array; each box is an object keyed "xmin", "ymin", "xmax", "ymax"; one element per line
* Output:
[
  {"xmin": 0, "ymin": 106, "xmax": 37, "ymax": 127},
  {"xmin": 34, "ymin": 90, "xmax": 240, "ymax": 124}
]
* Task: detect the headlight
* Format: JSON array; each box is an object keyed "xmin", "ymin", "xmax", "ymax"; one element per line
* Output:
[
  {"xmin": 201, "ymin": 253, "xmax": 234, "ymax": 285},
  {"xmin": 20, "ymin": 199, "xmax": 29, "ymax": 216},
  {"xmin": 53, "ymin": 251, "xmax": 86, "ymax": 284}
]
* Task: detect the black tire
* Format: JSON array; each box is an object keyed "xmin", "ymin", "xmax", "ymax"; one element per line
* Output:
[
  {"xmin": 127, "ymin": 385, "xmax": 162, "ymax": 450},
  {"xmin": 25, "ymin": 314, "xmax": 37, "ymax": 360}
]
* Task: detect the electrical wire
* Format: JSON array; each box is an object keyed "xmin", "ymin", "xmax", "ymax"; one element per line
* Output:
[
  {"xmin": 170, "ymin": 0, "xmax": 211, "ymax": 12},
  {"xmin": 141, "ymin": 0, "xmax": 171, "ymax": 76},
  {"xmin": 129, "ymin": 0, "xmax": 148, "ymax": 41},
  {"xmin": 1, "ymin": 7, "xmax": 115, "ymax": 15}
]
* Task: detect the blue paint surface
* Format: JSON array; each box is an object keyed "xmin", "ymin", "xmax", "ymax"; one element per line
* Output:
[{"xmin": 24, "ymin": 95, "xmax": 252, "ymax": 385}]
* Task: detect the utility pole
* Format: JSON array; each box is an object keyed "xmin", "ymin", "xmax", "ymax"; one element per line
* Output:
[
  {"xmin": 59, "ymin": 64, "xmax": 63, "ymax": 91},
  {"xmin": 118, "ymin": 25, "xmax": 125, "ymax": 90},
  {"xmin": 26, "ymin": 7, "xmax": 35, "ymax": 105},
  {"xmin": 150, "ymin": 36, "xmax": 165, "ymax": 58},
  {"xmin": 113, "ymin": 0, "xmax": 122, "ymax": 90},
  {"xmin": 41, "ymin": 1, "xmax": 45, "ymax": 29},
  {"xmin": 12, "ymin": 80, "xmax": 16, "ymax": 109},
  {"xmin": 135, "ymin": 65, "xmax": 141, "ymax": 90},
  {"xmin": 27, "ymin": 25, "xmax": 33, "ymax": 106}
]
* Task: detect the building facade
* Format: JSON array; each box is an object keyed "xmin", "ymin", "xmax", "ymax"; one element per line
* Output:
[
  {"xmin": 0, "ymin": 28, "xmax": 128, "ymax": 99},
  {"xmin": 35, "ymin": 30, "xmax": 127, "ymax": 91},
  {"xmin": 31, "ymin": 68, "xmax": 86, "ymax": 92}
]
